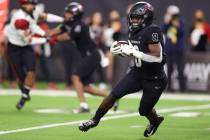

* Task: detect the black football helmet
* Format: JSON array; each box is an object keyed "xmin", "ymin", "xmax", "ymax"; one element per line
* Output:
[
  {"xmin": 64, "ymin": 2, "xmax": 84, "ymax": 22},
  {"xmin": 128, "ymin": 2, "xmax": 154, "ymax": 31}
]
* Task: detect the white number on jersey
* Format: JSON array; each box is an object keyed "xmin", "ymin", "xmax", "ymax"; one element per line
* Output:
[{"xmin": 133, "ymin": 45, "xmax": 142, "ymax": 67}]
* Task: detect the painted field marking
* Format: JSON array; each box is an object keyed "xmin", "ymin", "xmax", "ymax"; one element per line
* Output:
[
  {"xmin": 0, "ymin": 104, "xmax": 210, "ymax": 135},
  {"xmin": 1, "ymin": 89, "xmax": 210, "ymax": 101}
]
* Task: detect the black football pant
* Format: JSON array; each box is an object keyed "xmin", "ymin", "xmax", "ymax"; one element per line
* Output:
[
  {"xmin": 111, "ymin": 68, "xmax": 167, "ymax": 116},
  {"xmin": 72, "ymin": 50, "xmax": 101, "ymax": 85},
  {"xmin": 6, "ymin": 42, "xmax": 36, "ymax": 86}
]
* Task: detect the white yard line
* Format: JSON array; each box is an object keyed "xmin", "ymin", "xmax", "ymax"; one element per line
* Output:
[
  {"xmin": 1, "ymin": 89, "xmax": 210, "ymax": 101},
  {"xmin": 0, "ymin": 104, "xmax": 210, "ymax": 135}
]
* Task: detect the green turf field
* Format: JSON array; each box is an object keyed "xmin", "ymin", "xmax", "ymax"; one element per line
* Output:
[{"xmin": 0, "ymin": 91, "xmax": 210, "ymax": 140}]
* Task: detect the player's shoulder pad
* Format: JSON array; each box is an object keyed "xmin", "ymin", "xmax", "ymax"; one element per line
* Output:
[
  {"xmin": 144, "ymin": 24, "xmax": 162, "ymax": 44},
  {"xmin": 145, "ymin": 24, "xmax": 161, "ymax": 34},
  {"xmin": 74, "ymin": 24, "xmax": 82, "ymax": 33},
  {"xmin": 13, "ymin": 9, "xmax": 28, "ymax": 19},
  {"xmin": 14, "ymin": 19, "xmax": 30, "ymax": 30},
  {"xmin": 73, "ymin": 21, "xmax": 86, "ymax": 33}
]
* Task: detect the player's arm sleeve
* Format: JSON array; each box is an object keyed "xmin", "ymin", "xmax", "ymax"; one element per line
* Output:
[
  {"xmin": 55, "ymin": 32, "xmax": 71, "ymax": 42},
  {"xmin": 14, "ymin": 19, "xmax": 30, "ymax": 30},
  {"xmin": 59, "ymin": 24, "xmax": 67, "ymax": 33},
  {"xmin": 14, "ymin": 19, "xmax": 31, "ymax": 38},
  {"xmin": 132, "ymin": 27, "xmax": 163, "ymax": 63},
  {"xmin": 14, "ymin": 19, "xmax": 47, "ymax": 44},
  {"xmin": 132, "ymin": 44, "xmax": 163, "ymax": 63},
  {"xmin": 30, "ymin": 24, "xmax": 46, "ymax": 36},
  {"xmin": 27, "ymin": 37, "xmax": 47, "ymax": 45},
  {"xmin": 55, "ymin": 24, "xmax": 71, "ymax": 41},
  {"xmin": 39, "ymin": 13, "xmax": 64, "ymax": 23},
  {"xmin": 45, "ymin": 13, "xmax": 64, "ymax": 23},
  {"xmin": 47, "ymin": 24, "xmax": 63, "ymax": 37}
]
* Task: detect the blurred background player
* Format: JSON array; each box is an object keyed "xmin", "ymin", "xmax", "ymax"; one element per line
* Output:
[
  {"xmin": 48, "ymin": 2, "xmax": 118, "ymax": 113},
  {"xmin": 79, "ymin": 2, "xmax": 167, "ymax": 137},
  {"xmin": 102, "ymin": 10, "xmax": 123, "ymax": 84},
  {"xmin": 161, "ymin": 5, "xmax": 186, "ymax": 92},
  {"xmin": 33, "ymin": 3, "xmax": 57, "ymax": 89},
  {"xmin": 89, "ymin": 12, "xmax": 108, "ymax": 89},
  {"xmin": 5, "ymin": 0, "xmax": 63, "ymax": 110}
]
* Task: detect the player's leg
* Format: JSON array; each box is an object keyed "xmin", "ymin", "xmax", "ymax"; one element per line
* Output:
[
  {"xmin": 84, "ymin": 84, "xmax": 119, "ymax": 112},
  {"xmin": 72, "ymin": 51, "xmax": 101, "ymax": 113},
  {"xmin": 16, "ymin": 46, "xmax": 36, "ymax": 110},
  {"xmin": 84, "ymin": 85, "xmax": 108, "ymax": 97},
  {"xmin": 6, "ymin": 43, "xmax": 28, "ymax": 109},
  {"xmin": 6, "ymin": 46, "xmax": 25, "ymax": 88},
  {"xmin": 71, "ymin": 74, "xmax": 90, "ymax": 113},
  {"xmin": 72, "ymin": 75, "xmax": 86, "ymax": 103},
  {"xmin": 79, "ymin": 69, "xmax": 142, "ymax": 131},
  {"xmin": 16, "ymin": 71, "xmax": 35, "ymax": 110},
  {"xmin": 140, "ymin": 74, "xmax": 167, "ymax": 137}
]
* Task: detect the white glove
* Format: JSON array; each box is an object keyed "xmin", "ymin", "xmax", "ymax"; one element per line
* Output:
[
  {"xmin": 110, "ymin": 41, "xmax": 122, "ymax": 55},
  {"xmin": 121, "ymin": 40, "xmax": 137, "ymax": 56}
]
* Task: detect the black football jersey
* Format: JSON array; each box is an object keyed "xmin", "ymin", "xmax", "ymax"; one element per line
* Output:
[
  {"xmin": 61, "ymin": 21, "xmax": 96, "ymax": 57},
  {"xmin": 129, "ymin": 24, "xmax": 166, "ymax": 75}
]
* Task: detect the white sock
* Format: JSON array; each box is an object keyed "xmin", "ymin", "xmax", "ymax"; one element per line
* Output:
[{"xmin": 80, "ymin": 102, "xmax": 89, "ymax": 109}]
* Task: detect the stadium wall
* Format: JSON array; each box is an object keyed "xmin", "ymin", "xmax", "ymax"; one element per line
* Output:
[{"xmin": 170, "ymin": 52, "xmax": 210, "ymax": 92}]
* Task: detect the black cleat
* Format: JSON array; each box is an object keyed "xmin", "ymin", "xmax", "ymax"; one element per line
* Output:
[
  {"xmin": 79, "ymin": 119, "xmax": 99, "ymax": 132},
  {"xmin": 16, "ymin": 97, "xmax": 27, "ymax": 110},
  {"xmin": 144, "ymin": 116, "xmax": 164, "ymax": 137},
  {"xmin": 16, "ymin": 94, "xmax": 31, "ymax": 110}
]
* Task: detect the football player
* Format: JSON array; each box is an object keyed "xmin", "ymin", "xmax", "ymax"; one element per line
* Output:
[
  {"xmin": 48, "ymin": 2, "xmax": 118, "ymax": 113},
  {"xmin": 79, "ymin": 2, "xmax": 167, "ymax": 137},
  {"xmin": 6, "ymin": 0, "xmax": 63, "ymax": 110}
]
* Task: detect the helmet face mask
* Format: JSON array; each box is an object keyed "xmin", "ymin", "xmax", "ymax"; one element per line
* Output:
[
  {"xmin": 64, "ymin": 11, "xmax": 74, "ymax": 22},
  {"xmin": 129, "ymin": 14, "xmax": 145, "ymax": 28},
  {"xmin": 128, "ymin": 2, "xmax": 154, "ymax": 31}
]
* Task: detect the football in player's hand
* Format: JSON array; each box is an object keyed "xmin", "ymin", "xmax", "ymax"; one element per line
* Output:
[
  {"xmin": 113, "ymin": 41, "xmax": 129, "ymax": 57},
  {"xmin": 115, "ymin": 41, "xmax": 129, "ymax": 47}
]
